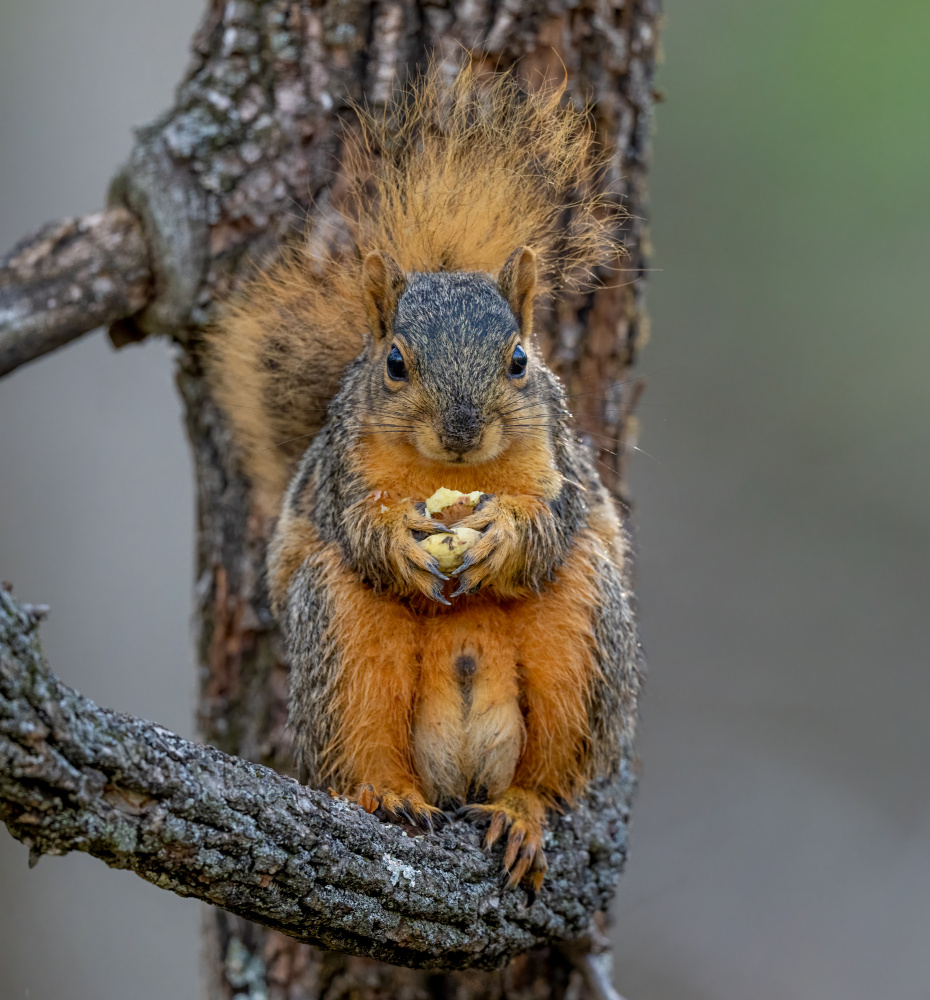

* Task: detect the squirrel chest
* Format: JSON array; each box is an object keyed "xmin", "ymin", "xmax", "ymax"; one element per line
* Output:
[{"xmin": 411, "ymin": 604, "xmax": 525, "ymax": 806}]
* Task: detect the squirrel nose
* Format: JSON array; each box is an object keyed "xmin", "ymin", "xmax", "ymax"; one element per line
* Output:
[{"xmin": 440, "ymin": 401, "xmax": 483, "ymax": 454}]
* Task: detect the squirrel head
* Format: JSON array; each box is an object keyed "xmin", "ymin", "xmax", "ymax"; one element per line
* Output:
[{"xmin": 360, "ymin": 247, "xmax": 545, "ymax": 466}]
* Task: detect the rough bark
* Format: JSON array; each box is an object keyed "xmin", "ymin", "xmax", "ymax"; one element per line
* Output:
[
  {"xmin": 0, "ymin": 1, "xmax": 660, "ymax": 997},
  {"xmin": 0, "ymin": 585, "xmax": 634, "ymax": 971}
]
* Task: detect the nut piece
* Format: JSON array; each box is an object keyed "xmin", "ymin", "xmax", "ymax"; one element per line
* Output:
[
  {"xmin": 418, "ymin": 488, "xmax": 486, "ymax": 573},
  {"xmin": 419, "ymin": 526, "xmax": 483, "ymax": 573},
  {"xmin": 424, "ymin": 487, "xmax": 484, "ymax": 526},
  {"xmin": 425, "ymin": 487, "xmax": 466, "ymax": 515},
  {"xmin": 425, "ymin": 488, "xmax": 483, "ymax": 515}
]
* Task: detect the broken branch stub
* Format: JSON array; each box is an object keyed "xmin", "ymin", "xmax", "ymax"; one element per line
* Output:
[{"xmin": 0, "ymin": 208, "xmax": 151, "ymax": 378}]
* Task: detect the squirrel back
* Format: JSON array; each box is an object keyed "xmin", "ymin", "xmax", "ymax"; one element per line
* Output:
[{"xmin": 208, "ymin": 66, "xmax": 622, "ymax": 515}]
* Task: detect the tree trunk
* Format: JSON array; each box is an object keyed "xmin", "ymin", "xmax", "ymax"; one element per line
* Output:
[
  {"xmin": 184, "ymin": 4, "xmax": 658, "ymax": 998},
  {"xmin": 0, "ymin": 2, "xmax": 660, "ymax": 997}
]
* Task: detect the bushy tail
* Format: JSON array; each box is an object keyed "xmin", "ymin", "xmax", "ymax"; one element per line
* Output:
[{"xmin": 208, "ymin": 64, "xmax": 623, "ymax": 515}]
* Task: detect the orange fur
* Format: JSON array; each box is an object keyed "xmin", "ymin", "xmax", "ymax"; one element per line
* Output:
[
  {"xmin": 321, "ymin": 549, "xmax": 420, "ymax": 789},
  {"xmin": 347, "ymin": 67, "xmax": 621, "ymax": 290},
  {"xmin": 312, "ymin": 540, "xmax": 442, "ymax": 826},
  {"xmin": 509, "ymin": 536, "xmax": 601, "ymax": 797},
  {"xmin": 208, "ymin": 258, "xmax": 367, "ymax": 515},
  {"xmin": 453, "ymin": 494, "xmax": 552, "ymax": 599},
  {"xmin": 354, "ymin": 425, "xmax": 562, "ymax": 501},
  {"xmin": 342, "ymin": 491, "xmax": 453, "ymax": 600},
  {"xmin": 457, "ymin": 536, "xmax": 603, "ymax": 890},
  {"xmin": 463, "ymin": 787, "xmax": 549, "ymax": 890},
  {"xmin": 213, "ymin": 65, "xmax": 636, "ymax": 891},
  {"xmin": 413, "ymin": 606, "xmax": 524, "ymax": 805},
  {"xmin": 350, "ymin": 429, "xmax": 564, "ymax": 598}
]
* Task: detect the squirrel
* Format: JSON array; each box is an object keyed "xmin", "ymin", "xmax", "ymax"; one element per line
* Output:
[{"xmin": 208, "ymin": 67, "xmax": 644, "ymax": 893}]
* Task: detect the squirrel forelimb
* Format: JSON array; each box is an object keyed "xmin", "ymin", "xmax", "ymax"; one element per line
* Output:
[
  {"xmin": 450, "ymin": 493, "xmax": 554, "ymax": 599},
  {"xmin": 345, "ymin": 490, "xmax": 559, "ymax": 603},
  {"xmin": 342, "ymin": 493, "xmax": 451, "ymax": 603}
]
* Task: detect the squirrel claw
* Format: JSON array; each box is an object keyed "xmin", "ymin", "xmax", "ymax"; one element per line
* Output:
[
  {"xmin": 420, "ymin": 809, "xmax": 452, "ymax": 833},
  {"xmin": 505, "ymin": 842, "xmax": 547, "ymax": 891},
  {"xmin": 430, "ymin": 585, "xmax": 452, "ymax": 606},
  {"xmin": 410, "ymin": 503, "xmax": 447, "ymax": 535},
  {"xmin": 450, "ymin": 553, "xmax": 474, "ymax": 577},
  {"xmin": 459, "ymin": 789, "xmax": 548, "ymax": 892},
  {"xmin": 426, "ymin": 561, "xmax": 450, "ymax": 582},
  {"xmin": 418, "ymin": 809, "xmax": 450, "ymax": 833},
  {"xmin": 450, "ymin": 578, "xmax": 480, "ymax": 599},
  {"xmin": 373, "ymin": 789, "xmax": 445, "ymax": 832}
]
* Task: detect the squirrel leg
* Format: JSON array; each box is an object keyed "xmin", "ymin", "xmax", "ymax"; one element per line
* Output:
[
  {"xmin": 464, "ymin": 544, "xmax": 599, "ymax": 892},
  {"xmin": 327, "ymin": 574, "xmax": 443, "ymax": 829},
  {"xmin": 354, "ymin": 783, "xmax": 445, "ymax": 831},
  {"xmin": 461, "ymin": 788, "xmax": 549, "ymax": 892}
]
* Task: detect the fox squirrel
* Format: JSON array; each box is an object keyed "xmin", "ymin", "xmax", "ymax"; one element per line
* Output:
[{"xmin": 209, "ymin": 67, "xmax": 643, "ymax": 893}]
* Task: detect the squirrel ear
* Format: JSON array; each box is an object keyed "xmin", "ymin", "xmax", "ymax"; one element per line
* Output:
[
  {"xmin": 362, "ymin": 251, "xmax": 406, "ymax": 340},
  {"xmin": 498, "ymin": 246, "xmax": 537, "ymax": 334}
]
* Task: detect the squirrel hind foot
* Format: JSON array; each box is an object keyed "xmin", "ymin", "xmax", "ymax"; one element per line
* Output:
[
  {"xmin": 459, "ymin": 786, "xmax": 549, "ymax": 894},
  {"xmin": 354, "ymin": 782, "xmax": 446, "ymax": 833}
]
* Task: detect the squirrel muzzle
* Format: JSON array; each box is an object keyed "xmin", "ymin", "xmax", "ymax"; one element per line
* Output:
[{"xmin": 439, "ymin": 399, "xmax": 485, "ymax": 457}]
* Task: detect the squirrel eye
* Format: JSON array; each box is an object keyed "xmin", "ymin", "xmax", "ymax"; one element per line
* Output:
[
  {"xmin": 508, "ymin": 344, "xmax": 528, "ymax": 378},
  {"xmin": 386, "ymin": 345, "xmax": 407, "ymax": 381}
]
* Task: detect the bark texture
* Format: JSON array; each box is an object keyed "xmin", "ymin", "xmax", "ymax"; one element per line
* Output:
[{"xmin": 0, "ymin": 1, "xmax": 660, "ymax": 997}]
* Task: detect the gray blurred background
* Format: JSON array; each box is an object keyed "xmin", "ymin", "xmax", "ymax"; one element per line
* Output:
[{"xmin": 1, "ymin": 1, "xmax": 928, "ymax": 998}]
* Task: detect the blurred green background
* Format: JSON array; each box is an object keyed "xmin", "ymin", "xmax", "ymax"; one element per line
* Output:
[
  {"xmin": 1, "ymin": 2, "xmax": 928, "ymax": 998},
  {"xmin": 619, "ymin": 3, "xmax": 930, "ymax": 997}
]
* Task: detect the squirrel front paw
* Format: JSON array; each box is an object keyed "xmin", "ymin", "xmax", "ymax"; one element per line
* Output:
[
  {"xmin": 386, "ymin": 499, "xmax": 453, "ymax": 603},
  {"xmin": 449, "ymin": 495, "xmax": 520, "ymax": 596}
]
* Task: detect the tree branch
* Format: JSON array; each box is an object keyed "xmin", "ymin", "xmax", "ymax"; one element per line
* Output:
[
  {"xmin": 0, "ymin": 207, "xmax": 151, "ymax": 378},
  {"xmin": 0, "ymin": 585, "xmax": 634, "ymax": 972}
]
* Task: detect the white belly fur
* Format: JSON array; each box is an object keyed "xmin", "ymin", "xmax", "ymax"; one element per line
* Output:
[{"xmin": 411, "ymin": 624, "xmax": 524, "ymax": 805}]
